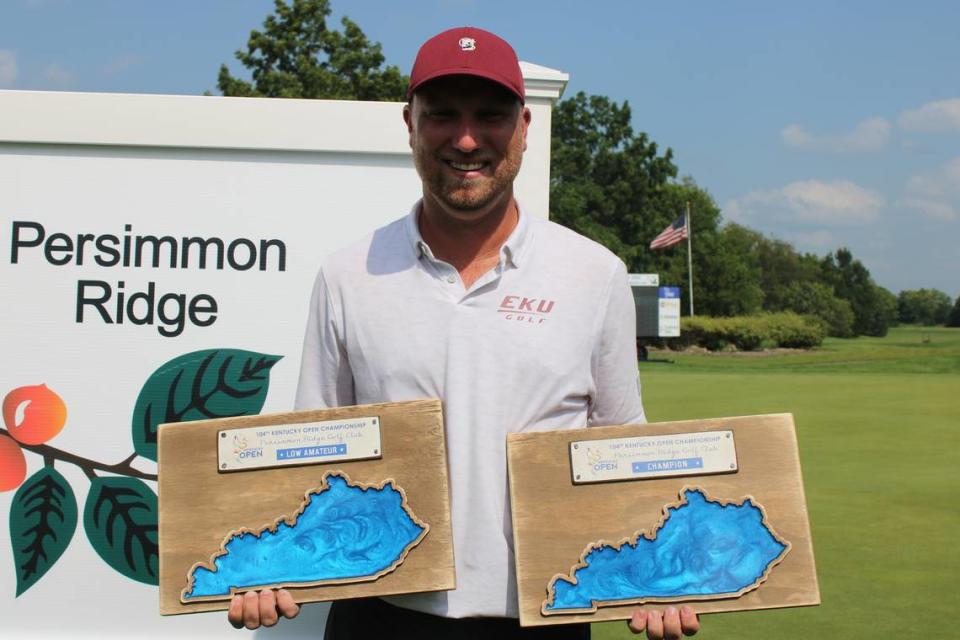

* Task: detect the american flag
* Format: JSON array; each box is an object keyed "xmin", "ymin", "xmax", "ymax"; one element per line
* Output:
[{"xmin": 649, "ymin": 214, "xmax": 688, "ymax": 250}]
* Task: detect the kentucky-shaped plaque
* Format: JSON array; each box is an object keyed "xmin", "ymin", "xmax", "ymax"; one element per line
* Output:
[
  {"xmin": 507, "ymin": 414, "xmax": 819, "ymax": 627},
  {"xmin": 157, "ymin": 400, "xmax": 455, "ymax": 615}
]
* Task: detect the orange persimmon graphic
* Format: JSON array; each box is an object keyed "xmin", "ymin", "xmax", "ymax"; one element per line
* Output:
[
  {"xmin": 3, "ymin": 384, "xmax": 68, "ymax": 445},
  {"xmin": 0, "ymin": 433, "xmax": 26, "ymax": 492}
]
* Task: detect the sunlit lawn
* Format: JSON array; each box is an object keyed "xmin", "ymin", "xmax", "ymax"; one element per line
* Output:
[{"xmin": 593, "ymin": 326, "xmax": 960, "ymax": 639}]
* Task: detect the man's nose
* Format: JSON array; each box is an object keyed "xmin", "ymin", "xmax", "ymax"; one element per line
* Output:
[{"xmin": 452, "ymin": 121, "xmax": 479, "ymax": 153}]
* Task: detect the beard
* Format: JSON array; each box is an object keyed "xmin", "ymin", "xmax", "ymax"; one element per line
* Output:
[{"xmin": 414, "ymin": 140, "xmax": 524, "ymax": 213}]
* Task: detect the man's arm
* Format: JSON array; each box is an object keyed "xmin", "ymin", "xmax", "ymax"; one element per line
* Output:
[
  {"xmin": 589, "ymin": 260, "xmax": 645, "ymax": 427},
  {"xmin": 228, "ymin": 268, "xmax": 353, "ymax": 630},
  {"xmin": 295, "ymin": 268, "xmax": 355, "ymax": 410},
  {"xmin": 590, "ymin": 262, "xmax": 700, "ymax": 639}
]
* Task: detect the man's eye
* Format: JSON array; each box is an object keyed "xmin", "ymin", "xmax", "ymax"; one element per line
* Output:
[{"xmin": 427, "ymin": 110, "xmax": 455, "ymax": 120}]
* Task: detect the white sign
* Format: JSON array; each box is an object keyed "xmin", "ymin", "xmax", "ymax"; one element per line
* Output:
[
  {"xmin": 570, "ymin": 430, "xmax": 737, "ymax": 484},
  {"xmin": 218, "ymin": 417, "xmax": 381, "ymax": 471},
  {"xmin": 658, "ymin": 286, "xmax": 682, "ymax": 337},
  {"xmin": 0, "ymin": 72, "xmax": 565, "ymax": 638},
  {"xmin": 628, "ymin": 273, "xmax": 659, "ymax": 287}
]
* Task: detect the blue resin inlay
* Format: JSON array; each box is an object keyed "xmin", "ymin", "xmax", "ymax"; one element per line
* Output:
[
  {"xmin": 183, "ymin": 474, "xmax": 426, "ymax": 599},
  {"xmin": 545, "ymin": 489, "xmax": 788, "ymax": 612}
]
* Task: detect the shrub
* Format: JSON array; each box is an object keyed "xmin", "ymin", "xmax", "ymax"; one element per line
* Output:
[{"xmin": 676, "ymin": 313, "xmax": 824, "ymax": 351}]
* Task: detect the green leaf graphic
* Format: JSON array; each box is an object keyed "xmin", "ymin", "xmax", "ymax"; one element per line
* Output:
[
  {"xmin": 83, "ymin": 476, "xmax": 159, "ymax": 585},
  {"xmin": 131, "ymin": 349, "xmax": 282, "ymax": 460},
  {"xmin": 9, "ymin": 467, "xmax": 78, "ymax": 596}
]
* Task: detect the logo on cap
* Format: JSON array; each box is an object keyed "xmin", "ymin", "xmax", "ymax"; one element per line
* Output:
[{"xmin": 458, "ymin": 37, "xmax": 476, "ymax": 51}]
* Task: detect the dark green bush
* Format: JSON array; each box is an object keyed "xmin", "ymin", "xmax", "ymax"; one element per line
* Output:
[
  {"xmin": 897, "ymin": 288, "xmax": 953, "ymax": 325},
  {"xmin": 780, "ymin": 281, "xmax": 856, "ymax": 337},
  {"xmin": 676, "ymin": 313, "xmax": 824, "ymax": 351},
  {"xmin": 949, "ymin": 295, "xmax": 960, "ymax": 328}
]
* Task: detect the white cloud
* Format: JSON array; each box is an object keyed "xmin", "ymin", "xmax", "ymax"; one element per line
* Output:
[
  {"xmin": 899, "ymin": 198, "xmax": 958, "ymax": 222},
  {"xmin": 790, "ymin": 230, "xmax": 838, "ymax": 250},
  {"xmin": 781, "ymin": 117, "xmax": 891, "ymax": 153},
  {"xmin": 726, "ymin": 179, "xmax": 885, "ymax": 226},
  {"xmin": 906, "ymin": 157, "xmax": 960, "ymax": 197},
  {"xmin": 899, "ymin": 98, "xmax": 960, "ymax": 133},
  {"xmin": 901, "ymin": 157, "xmax": 960, "ymax": 221},
  {"xmin": 103, "ymin": 53, "xmax": 142, "ymax": 76},
  {"xmin": 0, "ymin": 50, "xmax": 17, "ymax": 88},
  {"xmin": 40, "ymin": 63, "xmax": 75, "ymax": 89}
]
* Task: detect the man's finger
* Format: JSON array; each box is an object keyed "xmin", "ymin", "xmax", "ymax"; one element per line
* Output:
[
  {"xmin": 227, "ymin": 594, "xmax": 245, "ymax": 629},
  {"xmin": 628, "ymin": 609, "xmax": 648, "ymax": 634},
  {"xmin": 243, "ymin": 590, "xmax": 261, "ymax": 630},
  {"xmin": 276, "ymin": 589, "xmax": 301, "ymax": 619},
  {"xmin": 259, "ymin": 590, "xmax": 279, "ymax": 628},
  {"xmin": 646, "ymin": 609, "xmax": 664, "ymax": 640},
  {"xmin": 680, "ymin": 605, "xmax": 700, "ymax": 636},
  {"xmin": 662, "ymin": 607, "xmax": 682, "ymax": 640}
]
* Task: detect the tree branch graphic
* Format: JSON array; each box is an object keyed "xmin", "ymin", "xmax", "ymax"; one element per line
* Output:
[
  {"xmin": 0, "ymin": 428, "xmax": 156, "ymax": 481},
  {"xmin": 3, "ymin": 348, "xmax": 282, "ymax": 595}
]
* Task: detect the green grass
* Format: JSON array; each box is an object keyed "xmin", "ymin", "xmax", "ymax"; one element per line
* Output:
[{"xmin": 593, "ymin": 325, "xmax": 960, "ymax": 639}]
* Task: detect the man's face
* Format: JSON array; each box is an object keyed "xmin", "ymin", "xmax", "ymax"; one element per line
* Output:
[{"xmin": 404, "ymin": 75, "xmax": 531, "ymax": 219}]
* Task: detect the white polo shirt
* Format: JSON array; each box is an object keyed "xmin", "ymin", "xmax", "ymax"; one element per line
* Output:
[{"xmin": 295, "ymin": 202, "xmax": 645, "ymax": 619}]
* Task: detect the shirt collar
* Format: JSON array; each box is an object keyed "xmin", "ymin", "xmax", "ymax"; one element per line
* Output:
[{"xmin": 403, "ymin": 199, "xmax": 532, "ymax": 268}]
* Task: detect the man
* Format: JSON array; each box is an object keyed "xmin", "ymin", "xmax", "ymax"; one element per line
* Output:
[{"xmin": 229, "ymin": 27, "xmax": 700, "ymax": 640}]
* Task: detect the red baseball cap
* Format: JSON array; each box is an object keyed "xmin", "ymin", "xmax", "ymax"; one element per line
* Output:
[{"xmin": 407, "ymin": 27, "xmax": 525, "ymax": 103}]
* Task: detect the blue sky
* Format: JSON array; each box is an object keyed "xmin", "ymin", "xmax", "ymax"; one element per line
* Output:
[{"xmin": 2, "ymin": 0, "xmax": 957, "ymax": 295}]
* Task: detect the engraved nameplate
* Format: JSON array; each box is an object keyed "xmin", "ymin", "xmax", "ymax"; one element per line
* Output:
[
  {"xmin": 218, "ymin": 416, "xmax": 382, "ymax": 472},
  {"xmin": 570, "ymin": 430, "xmax": 737, "ymax": 484}
]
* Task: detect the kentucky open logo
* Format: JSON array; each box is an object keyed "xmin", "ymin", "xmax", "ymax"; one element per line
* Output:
[
  {"xmin": 232, "ymin": 434, "xmax": 263, "ymax": 462},
  {"xmin": 1, "ymin": 348, "xmax": 281, "ymax": 595},
  {"xmin": 585, "ymin": 446, "xmax": 617, "ymax": 476}
]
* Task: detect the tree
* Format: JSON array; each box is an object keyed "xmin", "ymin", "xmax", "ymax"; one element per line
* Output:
[
  {"xmin": 216, "ymin": 0, "xmax": 407, "ymax": 101},
  {"xmin": 550, "ymin": 92, "xmax": 678, "ymax": 271},
  {"xmin": 755, "ymin": 237, "xmax": 822, "ymax": 311},
  {"xmin": 781, "ymin": 281, "xmax": 855, "ymax": 337},
  {"xmin": 820, "ymin": 248, "xmax": 897, "ymax": 336},
  {"xmin": 654, "ymin": 179, "xmax": 721, "ymax": 271},
  {"xmin": 947, "ymin": 296, "xmax": 960, "ymax": 328},
  {"xmin": 551, "ymin": 96, "xmax": 760, "ymax": 316},
  {"xmin": 693, "ymin": 223, "xmax": 764, "ymax": 317},
  {"xmin": 897, "ymin": 289, "xmax": 953, "ymax": 325},
  {"xmin": 874, "ymin": 286, "xmax": 899, "ymax": 331},
  {"xmin": 632, "ymin": 179, "xmax": 729, "ymax": 313},
  {"xmin": 644, "ymin": 182, "xmax": 771, "ymax": 317}
]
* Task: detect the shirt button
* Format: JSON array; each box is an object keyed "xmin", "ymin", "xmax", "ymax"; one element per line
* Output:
[{"xmin": 446, "ymin": 276, "xmax": 456, "ymax": 284}]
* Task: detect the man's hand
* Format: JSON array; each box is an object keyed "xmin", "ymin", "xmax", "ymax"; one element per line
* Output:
[
  {"xmin": 227, "ymin": 589, "xmax": 300, "ymax": 630},
  {"xmin": 628, "ymin": 606, "xmax": 700, "ymax": 639}
]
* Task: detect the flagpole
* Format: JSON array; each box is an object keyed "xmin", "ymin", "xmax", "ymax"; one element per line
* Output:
[{"xmin": 686, "ymin": 201, "xmax": 694, "ymax": 316}]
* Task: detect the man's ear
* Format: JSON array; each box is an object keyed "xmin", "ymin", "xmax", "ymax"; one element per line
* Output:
[
  {"xmin": 403, "ymin": 103, "xmax": 416, "ymax": 149},
  {"xmin": 522, "ymin": 107, "xmax": 532, "ymax": 152}
]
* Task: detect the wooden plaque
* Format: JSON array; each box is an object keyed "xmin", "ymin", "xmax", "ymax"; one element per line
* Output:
[
  {"xmin": 507, "ymin": 414, "xmax": 819, "ymax": 627},
  {"xmin": 158, "ymin": 399, "xmax": 454, "ymax": 615}
]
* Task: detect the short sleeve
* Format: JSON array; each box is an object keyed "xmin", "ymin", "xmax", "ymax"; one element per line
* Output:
[
  {"xmin": 588, "ymin": 260, "xmax": 646, "ymax": 427},
  {"xmin": 294, "ymin": 268, "xmax": 356, "ymax": 410}
]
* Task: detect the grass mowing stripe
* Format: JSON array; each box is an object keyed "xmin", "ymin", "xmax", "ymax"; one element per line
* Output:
[{"xmin": 591, "ymin": 327, "xmax": 959, "ymax": 639}]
